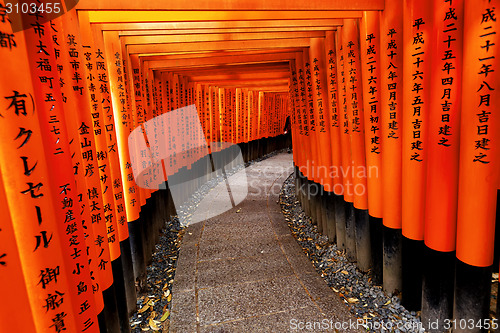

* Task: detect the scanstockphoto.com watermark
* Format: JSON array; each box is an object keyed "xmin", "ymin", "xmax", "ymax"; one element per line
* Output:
[
  {"xmin": 289, "ymin": 318, "xmax": 426, "ymax": 332},
  {"xmin": 245, "ymin": 163, "xmax": 380, "ymax": 199}
]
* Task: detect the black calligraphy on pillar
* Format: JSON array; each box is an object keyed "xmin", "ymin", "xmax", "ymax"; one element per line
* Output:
[
  {"xmin": 410, "ymin": 18, "xmax": 426, "ymax": 162},
  {"xmin": 339, "ymin": 45, "xmax": 349, "ymax": 135},
  {"xmin": 365, "ymin": 33, "xmax": 381, "ymax": 154},
  {"xmin": 438, "ymin": 0, "xmax": 460, "ymax": 148},
  {"xmin": 473, "ymin": 5, "xmax": 496, "ymax": 163},
  {"xmin": 305, "ymin": 62, "xmax": 315, "ymax": 132},
  {"xmin": 298, "ymin": 67, "xmax": 308, "ymax": 136},
  {"xmin": 312, "ymin": 58, "xmax": 326, "ymax": 133},
  {"xmin": 386, "ymin": 28, "xmax": 400, "ymax": 140},
  {"xmin": 347, "ymin": 41, "xmax": 361, "ymax": 133},
  {"xmin": 328, "ymin": 49, "xmax": 339, "ymax": 128}
]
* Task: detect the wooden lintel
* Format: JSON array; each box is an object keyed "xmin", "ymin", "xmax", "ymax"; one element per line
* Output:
[
  {"xmin": 126, "ymin": 38, "xmax": 312, "ymax": 54},
  {"xmin": 121, "ymin": 31, "xmax": 324, "ymax": 45},
  {"xmin": 94, "ymin": 19, "xmax": 344, "ymax": 31},
  {"xmin": 76, "ymin": 0, "xmax": 383, "ymax": 11},
  {"xmin": 86, "ymin": 10, "xmax": 362, "ymax": 24}
]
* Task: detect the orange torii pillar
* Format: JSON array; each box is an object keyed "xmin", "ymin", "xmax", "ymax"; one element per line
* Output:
[
  {"xmin": 401, "ymin": 0, "xmax": 433, "ymax": 311},
  {"xmin": 118, "ymin": 47, "xmax": 149, "ymax": 297},
  {"xmin": 90, "ymin": 25, "xmax": 139, "ymax": 330},
  {"xmin": 55, "ymin": 13, "xmax": 112, "ymax": 327},
  {"xmin": 78, "ymin": 13, "xmax": 129, "ymax": 331},
  {"xmin": 303, "ymin": 48, "xmax": 324, "ymax": 229},
  {"xmin": 336, "ymin": 26, "xmax": 353, "ymax": 253},
  {"xmin": 309, "ymin": 37, "xmax": 334, "ymax": 237},
  {"xmin": 0, "ymin": 21, "xmax": 80, "ymax": 333},
  {"xmin": 296, "ymin": 51, "xmax": 314, "ymax": 217},
  {"xmin": 454, "ymin": 0, "xmax": 500, "ymax": 328},
  {"xmin": 343, "ymin": 18, "xmax": 372, "ymax": 271},
  {"xmin": 421, "ymin": 0, "xmax": 463, "ymax": 329},
  {"xmin": 102, "ymin": 30, "xmax": 140, "ymax": 316},
  {"xmin": 359, "ymin": 10, "xmax": 384, "ymax": 284},
  {"xmin": 324, "ymin": 31, "xmax": 346, "ymax": 246},
  {"xmin": 24, "ymin": 16, "xmax": 103, "ymax": 333},
  {"xmin": 379, "ymin": 0, "xmax": 403, "ymax": 296}
]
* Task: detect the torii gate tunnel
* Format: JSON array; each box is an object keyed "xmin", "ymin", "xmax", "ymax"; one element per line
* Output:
[{"xmin": 0, "ymin": 0, "xmax": 499, "ymax": 332}]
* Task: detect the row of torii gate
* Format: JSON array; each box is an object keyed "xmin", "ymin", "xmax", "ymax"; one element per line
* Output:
[{"xmin": 0, "ymin": 0, "xmax": 499, "ymax": 332}]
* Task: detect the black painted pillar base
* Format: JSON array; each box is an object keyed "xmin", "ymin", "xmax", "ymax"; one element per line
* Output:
[
  {"xmin": 97, "ymin": 284, "xmax": 121, "ymax": 333},
  {"xmin": 402, "ymin": 237, "xmax": 424, "ymax": 311},
  {"xmin": 166, "ymin": 182, "xmax": 176, "ymax": 219},
  {"xmin": 294, "ymin": 166, "xmax": 300, "ymax": 203},
  {"xmin": 421, "ymin": 247, "xmax": 455, "ymax": 333},
  {"xmin": 315, "ymin": 184, "xmax": 324, "ymax": 233},
  {"xmin": 344, "ymin": 201, "xmax": 357, "ymax": 262},
  {"xmin": 111, "ymin": 257, "xmax": 131, "ymax": 333},
  {"xmin": 383, "ymin": 226, "xmax": 403, "ymax": 295},
  {"xmin": 300, "ymin": 173, "xmax": 310, "ymax": 216},
  {"xmin": 127, "ymin": 218, "xmax": 146, "ymax": 291},
  {"xmin": 120, "ymin": 239, "xmax": 137, "ymax": 316},
  {"xmin": 334, "ymin": 194, "xmax": 346, "ymax": 251},
  {"xmin": 320, "ymin": 187, "xmax": 328, "ymax": 237},
  {"xmin": 143, "ymin": 198, "xmax": 153, "ymax": 266},
  {"xmin": 152, "ymin": 192, "xmax": 160, "ymax": 248},
  {"xmin": 354, "ymin": 208, "xmax": 371, "ymax": 272},
  {"xmin": 369, "ymin": 216, "xmax": 383, "ymax": 285},
  {"xmin": 307, "ymin": 179, "xmax": 316, "ymax": 223},
  {"xmin": 323, "ymin": 190, "xmax": 336, "ymax": 242},
  {"xmin": 453, "ymin": 259, "xmax": 492, "ymax": 333}
]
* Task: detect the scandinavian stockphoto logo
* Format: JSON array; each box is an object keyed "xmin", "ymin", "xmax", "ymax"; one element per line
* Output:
[{"xmin": 127, "ymin": 104, "xmax": 248, "ymax": 227}]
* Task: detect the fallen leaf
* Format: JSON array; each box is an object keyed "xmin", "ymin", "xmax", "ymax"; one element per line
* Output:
[
  {"xmin": 160, "ymin": 310, "xmax": 170, "ymax": 322},
  {"xmin": 341, "ymin": 270, "xmax": 349, "ymax": 275},
  {"xmin": 236, "ymin": 208, "xmax": 241, "ymax": 213},
  {"xmin": 148, "ymin": 311, "xmax": 156, "ymax": 320},
  {"xmin": 167, "ymin": 294, "xmax": 172, "ymax": 302},
  {"xmin": 347, "ymin": 298, "xmax": 359, "ymax": 303},
  {"xmin": 138, "ymin": 305, "xmax": 150, "ymax": 313},
  {"xmin": 149, "ymin": 318, "xmax": 160, "ymax": 331},
  {"xmin": 383, "ymin": 300, "xmax": 391, "ymax": 306}
]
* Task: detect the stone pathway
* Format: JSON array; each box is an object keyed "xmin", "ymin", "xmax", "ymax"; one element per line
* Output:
[{"xmin": 170, "ymin": 153, "xmax": 364, "ymax": 332}]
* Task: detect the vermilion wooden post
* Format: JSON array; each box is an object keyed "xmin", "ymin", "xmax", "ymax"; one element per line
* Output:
[
  {"xmin": 0, "ymin": 174, "xmax": 37, "ymax": 332},
  {"xmin": 55, "ymin": 12, "xmax": 106, "ymax": 320},
  {"xmin": 309, "ymin": 37, "xmax": 333, "ymax": 235},
  {"xmin": 323, "ymin": 31, "xmax": 344, "ymax": 245},
  {"xmin": 289, "ymin": 59, "xmax": 303, "ymax": 204},
  {"xmin": 421, "ymin": 0, "xmax": 464, "ymax": 329},
  {"xmin": 401, "ymin": 0, "xmax": 433, "ymax": 310},
  {"xmin": 303, "ymin": 49, "xmax": 322, "ymax": 226},
  {"xmin": 130, "ymin": 55, "xmax": 148, "ymax": 208},
  {"xmin": 295, "ymin": 52, "xmax": 311, "ymax": 214},
  {"xmin": 324, "ymin": 31, "xmax": 343, "ymax": 195},
  {"xmin": 336, "ymin": 26, "xmax": 351, "ymax": 252},
  {"xmin": 359, "ymin": 10, "xmax": 383, "ymax": 283},
  {"xmin": 343, "ymin": 18, "xmax": 371, "ymax": 270},
  {"xmin": 379, "ymin": 0, "xmax": 404, "ymax": 296},
  {"xmin": 91, "ymin": 29, "xmax": 136, "ymax": 329},
  {"xmin": 102, "ymin": 30, "xmax": 139, "ymax": 317},
  {"xmin": 0, "ymin": 23, "xmax": 60, "ymax": 333},
  {"xmin": 24, "ymin": 18, "xmax": 100, "ymax": 332},
  {"xmin": 455, "ymin": 0, "xmax": 500, "ymax": 329}
]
